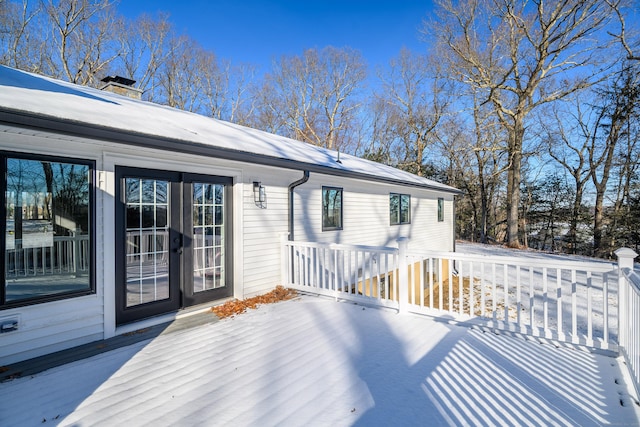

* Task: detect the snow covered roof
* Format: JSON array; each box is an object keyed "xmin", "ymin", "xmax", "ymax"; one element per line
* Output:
[{"xmin": 0, "ymin": 65, "xmax": 460, "ymax": 194}]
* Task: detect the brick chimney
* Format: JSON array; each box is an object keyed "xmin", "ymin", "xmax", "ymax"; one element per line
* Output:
[{"xmin": 100, "ymin": 76, "xmax": 143, "ymax": 100}]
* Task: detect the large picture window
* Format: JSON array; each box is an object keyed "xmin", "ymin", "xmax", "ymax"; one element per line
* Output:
[
  {"xmin": 2, "ymin": 154, "xmax": 94, "ymax": 307},
  {"xmin": 390, "ymin": 193, "xmax": 411, "ymax": 225},
  {"xmin": 322, "ymin": 187, "xmax": 343, "ymax": 231}
]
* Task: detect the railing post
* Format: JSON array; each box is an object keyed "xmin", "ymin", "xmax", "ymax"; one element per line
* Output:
[
  {"xmin": 397, "ymin": 237, "xmax": 409, "ymax": 314},
  {"xmin": 280, "ymin": 233, "xmax": 289, "ymax": 287},
  {"xmin": 615, "ymin": 247, "xmax": 637, "ymax": 348}
]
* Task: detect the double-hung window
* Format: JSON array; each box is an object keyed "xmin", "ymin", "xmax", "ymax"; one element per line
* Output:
[
  {"xmin": 322, "ymin": 187, "xmax": 343, "ymax": 230},
  {"xmin": 390, "ymin": 193, "xmax": 411, "ymax": 225},
  {"xmin": 1, "ymin": 153, "xmax": 94, "ymax": 308}
]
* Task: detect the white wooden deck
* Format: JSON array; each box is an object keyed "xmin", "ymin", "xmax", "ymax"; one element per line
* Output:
[{"xmin": 1, "ymin": 295, "xmax": 639, "ymax": 426}]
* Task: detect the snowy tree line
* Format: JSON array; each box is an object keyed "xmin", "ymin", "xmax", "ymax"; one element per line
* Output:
[{"xmin": 1, "ymin": 0, "xmax": 639, "ymax": 258}]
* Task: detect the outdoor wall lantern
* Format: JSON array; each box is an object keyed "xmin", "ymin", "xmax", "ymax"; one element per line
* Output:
[{"xmin": 253, "ymin": 181, "xmax": 267, "ymax": 208}]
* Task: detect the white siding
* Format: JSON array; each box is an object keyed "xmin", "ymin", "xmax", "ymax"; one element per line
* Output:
[
  {"xmin": 0, "ymin": 132, "xmax": 104, "ymax": 366},
  {"xmin": 292, "ymin": 174, "xmax": 455, "ymax": 252},
  {"xmin": 0, "ymin": 296, "xmax": 103, "ymax": 365},
  {"xmin": 240, "ymin": 166, "xmax": 298, "ymax": 297},
  {"xmin": 0, "ymin": 125, "xmax": 456, "ymax": 364}
]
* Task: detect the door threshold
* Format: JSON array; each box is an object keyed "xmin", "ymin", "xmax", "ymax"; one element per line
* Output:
[{"xmin": 116, "ymin": 297, "xmax": 235, "ymax": 336}]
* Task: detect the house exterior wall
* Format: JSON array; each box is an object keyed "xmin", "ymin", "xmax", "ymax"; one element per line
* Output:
[
  {"xmin": 0, "ymin": 125, "xmax": 456, "ymax": 365},
  {"xmin": 293, "ymin": 174, "xmax": 455, "ymax": 252}
]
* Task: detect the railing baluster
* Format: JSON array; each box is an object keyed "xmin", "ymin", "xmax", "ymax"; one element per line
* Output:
[
  {"xmin": 571, "ymin": 269, "xmax": 577, "ymax": 341},
  {"xmin": 492, "ymin": 263, "xmax": 497, "ymax": 319},
  {"xmin": 529, "ymin": 267, "xmax": 534, "ymax": 331},
  {"xmin": 503, "ymin": 264, "xmax": 509, "ymax": 322},
  {"xmin": 438, "ymin": 258, "xmax": 443, "ymax": 311},
  {"xmin": 375, "ymin": 252, "xmax": 381, "ymax": 299},
  {"xmin": 516, "ymin": 265, "xmax": 521, "ymax": 326},
  {"xmin": 448, "ymin": 258, "xmax": 453, "ymax": 313},
  {"xmin": 317, "ymin": 247, "xmax": 323, "ymax": 289},
  {"xmin": 458, "ymin": 260, "xmax": 463, "ymax": 316},
  {"xmin": 336, "ymin": 248, "xmax": 340, "ymax": 292},
  {"xmin": 353, "ymin": 250, "xmax": 358, "ymax": 294},
  {"xmin": 429, "ymin": 257, "xmax": 434, "ymax": 309},
  {"xmin": 543, "ymin": 267, "xmax": 548, "ymax": 334},
  {"xmin": 587, "ymin": 271, "xmax": 593, "ymax": 344},
  {"xmin": 469, "ymin": 261, "xmax": 474, "ymax": 316},
  {"xmin": 603, "ymin": 272, "xmax": 609, "ymax": 344},
  {"xmin": 383, "ymin": 253, "xmax": 389, "ymax": 301},
  {"xmin": 557, "ymin": 268, "xmax": 563, "ymax": 341},
  {"xmin": 480, "ymin": 262, "xmax": 485, "ymax": 317}
]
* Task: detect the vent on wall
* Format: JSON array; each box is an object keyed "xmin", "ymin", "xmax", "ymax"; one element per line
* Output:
[{"xmin": 0, "ymin": 316, "xmax": 19, "ymax": 333}]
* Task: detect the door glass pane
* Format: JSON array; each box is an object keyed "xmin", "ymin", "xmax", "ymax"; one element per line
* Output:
[
  {"xmin": 192, "ymin": 183, "xmax": 225, "ymax": 292},
  {"xmin": 125, "ymin": 178, "xmax": 170, "ymax": 307}
]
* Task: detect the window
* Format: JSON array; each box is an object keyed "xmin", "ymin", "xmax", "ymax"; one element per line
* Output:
[
  {"xmin": 438, "ymin": 198, "xmax": 444, "ymax": 222},
  {"xmin": 2, "ymin": 154, "xmax": 94, "ymax": 308},
  {"xmin": 322, "ymin": 187, "xmax": 343, "ymax": 230},
  {"xmin": 390, "ymin": 193, "xmax": 411, "ymax": 225}
]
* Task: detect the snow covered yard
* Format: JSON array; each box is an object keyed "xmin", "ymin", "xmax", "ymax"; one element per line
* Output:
[{"xmin": 1, "ymin": 295, "xmax": 638, "ymax": 426}]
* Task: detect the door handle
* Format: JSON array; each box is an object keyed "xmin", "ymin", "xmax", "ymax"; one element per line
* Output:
[{"xmin": 175, "ymin": 247, "xmax": 183, "ymax": 255}]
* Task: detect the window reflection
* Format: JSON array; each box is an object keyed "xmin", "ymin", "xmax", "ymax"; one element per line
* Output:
[
  {"xmin": 4, "ymin": 158, "xmax": 92, "ymax": 303},
  {"xmin": 322, "ymin": 187, "xmax": 343, "ymax": 230}
]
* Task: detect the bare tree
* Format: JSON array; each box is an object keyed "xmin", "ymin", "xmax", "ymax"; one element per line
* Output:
[
  {"xmin": 0, "ymin": 0, "xmax": 45, "ymax": 71},
  {"xmin": 587, "ymin": 63, "xmax": 640, "ymax": 256},
  {"xmin": 200, "ymin": 59, "xmax": 257, "ymax": 124},
  {"xmin": 468, "ymin": 89, "xmax": 507, "ymax": 243},
  {"xmin": 541, "ymin": 99, "xmax": 592, "ymax": 254},
  {"xmin": 41, "ymin": 0, "xmax": 122, "ymax": 85},
  {"xmin": 247, "ymin": 77, "xmax": 289, "ymax": 135},
  {"xmin": 256, "ymin": 47, "xmax": 367, "ymax": 151},
  {"xmin": 115, "ymin": 12, "xmax": 174, "ymax": 100},
  {"xmin": 606, "ymin": 0, "xmax": 640, "ymax": 61},
  {"xmin": 375, "ymin": 48, "xmax": 450, "ymax": 176},
  {"xmin": 427, "ymin": 0, "xmax": 615, "ymax": 247},
  {"xmin": 156, "ymin": 35, "xmax": 209, "ymax": 112}
]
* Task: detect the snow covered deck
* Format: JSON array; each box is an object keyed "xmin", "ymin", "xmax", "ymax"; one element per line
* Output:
[{"xmin": 1, "ymin": 296, "xmax": 638, "ymax": 426}]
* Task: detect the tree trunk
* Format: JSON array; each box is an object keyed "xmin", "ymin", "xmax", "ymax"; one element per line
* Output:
[
  {"xmin": 506, "ymin": 122, "xmax": 524, "ymax": 248},
  {"xmin": 593, "ymin": 188, "xmax": 605, "ymax": 256},
  {"xmin": 568, "ymin": 185, "xmax": 584, "ymax": 254}
]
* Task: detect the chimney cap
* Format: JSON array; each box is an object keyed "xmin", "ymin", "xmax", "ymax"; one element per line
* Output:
[{"xmin": 101, "ymin": 75, "xmax": 136, "ymax": 87}]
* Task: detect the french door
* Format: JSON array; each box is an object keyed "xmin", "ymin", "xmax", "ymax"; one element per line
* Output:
[{"xmin": 115, "ymin": 167, "xmax": 232, "ymax": 325}]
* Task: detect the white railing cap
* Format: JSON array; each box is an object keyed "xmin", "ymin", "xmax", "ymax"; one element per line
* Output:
[{"xmin": 614, "ymin": 247, "xmax": 638, "ymax": 258}]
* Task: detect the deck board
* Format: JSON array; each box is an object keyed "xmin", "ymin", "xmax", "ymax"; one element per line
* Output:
[{"xmin": 0, "ymin": 295, "xmax": 638, "ymax": 426}]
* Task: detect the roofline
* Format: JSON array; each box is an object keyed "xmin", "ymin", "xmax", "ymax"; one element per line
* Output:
[{"xmin": 0, "ymin": 107, "xmax": 462, "ymax": 194}]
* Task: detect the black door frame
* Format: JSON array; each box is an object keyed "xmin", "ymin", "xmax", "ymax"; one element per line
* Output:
[
  {"xmin": 182, "ymin": 173, "xmax": 233, "ymax": 306},
  {"xmin": 115, "ymin": 167, "xmax": 182, "ymax": 325},
  {"xmin": 115, "ymin": 167, "xmax": 234, "ymax": 325}
]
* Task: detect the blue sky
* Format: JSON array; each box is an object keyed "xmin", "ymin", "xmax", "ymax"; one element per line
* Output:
[{"xmin": 117, "ymin": 1, "xmax": 435, "ymax": 72}]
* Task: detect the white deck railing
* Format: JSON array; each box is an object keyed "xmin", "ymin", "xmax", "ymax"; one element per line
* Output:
[
  {"xmin": 403, "ymin": 249, "xmax": 618, "ymax": 351},
  {"xmin": 283, "ymin": 238, "xmax": 640, "ymax": 397},
  {"xmin": 5, "ymin": 235, "xmax": 90, "ymax": 277},
  {"xmin": 617, "ymin": 248, "xmax": 640, "ymax": 400},
  {"xmin": 282, "ymin": 238, "xmax": 400, "ymax": 310}
]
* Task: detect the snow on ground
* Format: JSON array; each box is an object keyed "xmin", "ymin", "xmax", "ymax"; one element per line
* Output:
[
  {"xmin": 455, "ymin": 241, "xmax": 619, "ymax": 264},
  {"xmin": 1, "ymin": 296, "xmax": 638, "ymax": 426}
]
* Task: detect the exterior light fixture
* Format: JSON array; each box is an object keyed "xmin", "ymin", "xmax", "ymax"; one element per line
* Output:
[{"xmin": 253, "ymin": 181, "xmax": 266, "ymax": 208}]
